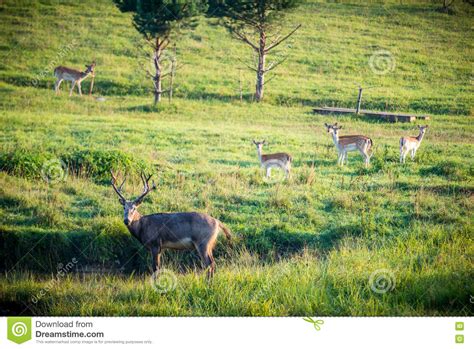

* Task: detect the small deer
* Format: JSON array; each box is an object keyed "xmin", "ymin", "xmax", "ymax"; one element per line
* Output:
[
  {"xmin": 111, "ymin": 171, "xmax": 231, "ymax": 278},
  {"xmin": 324, "ymin": 123, "xmax": 373, "ymax": 167},
  {"xmin": 399, "ymin": 125, "xmax": 429, "ymax": 163},
  {"xmin": 54, "ymin": 62, "xmax": 95, "ymax": 96},
  {"xmin": 253, "ymin": 140, "xmax": 292, "ymax": 179}
]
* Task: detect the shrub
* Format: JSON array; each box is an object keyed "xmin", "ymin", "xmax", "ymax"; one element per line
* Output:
[{"xmin": 0, "ymin": 148, "xmax": 150, "ymax": 183}]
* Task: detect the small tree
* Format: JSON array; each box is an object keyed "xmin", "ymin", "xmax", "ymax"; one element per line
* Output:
[
  {"xmin": 208, "ymin": 0, "xmax": 302, "ymax": 102},
  {"xmin": 114, "ymin": 0, "xmax": 207, "ymax": 104}
]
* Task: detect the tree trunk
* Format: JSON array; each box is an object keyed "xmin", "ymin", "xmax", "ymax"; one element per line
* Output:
[
  {"xmin": 255, "ymin": 31, "xmax": 266, "ymax": 102},
  {"xmin": 153, "ymin": 38, "xmax": 163, "ymax": 105}
]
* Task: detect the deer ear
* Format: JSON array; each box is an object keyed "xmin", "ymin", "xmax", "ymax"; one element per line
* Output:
[
  {"xmin": 252, "ymin": 140, "xmax": 257, "ymax": 145},
  {"xmin": 338, "ymin": 126, "xmax": 343, "ymax": 130},
  {"xmin": 324, "ymin": 123, "xmax": 329, "ymax": 127}
]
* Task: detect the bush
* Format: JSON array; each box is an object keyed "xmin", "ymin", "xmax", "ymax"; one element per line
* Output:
[{"xmin": 0, "ymin": 148, "xmax": 149, "ymax": 183}]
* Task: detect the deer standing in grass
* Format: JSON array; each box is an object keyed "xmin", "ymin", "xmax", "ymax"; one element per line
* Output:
[
  {"xmin": 324, "ymin": 123, "xmax": 373, "ymax": 167},
  {"xmin": 111, "ymin": 171, "xmax": 231, "ymax": 278},
  {"xmin": 54, "ymin": 62, "xmax": 95, "ymax": 96},
  {"xmin": 399, "ymin": 125, "xmax": 429, "ymax": 163},
  {"xmin": 253, "ymin": 140, "xmax": 292, "ymax": 179}
]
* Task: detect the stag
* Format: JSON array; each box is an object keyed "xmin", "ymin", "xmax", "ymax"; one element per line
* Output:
[{"xmin": 111, "ymin": 171, "xmax": 232, "ymax": 278}]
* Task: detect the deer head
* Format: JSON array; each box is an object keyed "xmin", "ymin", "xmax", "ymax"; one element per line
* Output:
[
  {"xmin": 324, "ymin": 123, "xmax": 342, "ymax": 135},
  {"xmin": 111, "ymin": 170, "xmax": 156, "ymax": 226},
  {"xmin": 252, "ymin": 139, "xmax": 268, "ymax": 152},
  {"xmin": 418, "ymin": 125, "xmax": 429, "ymax": 135},
  {"xmin": 85, "ymin": 61, "xmax": 96, "ymax": 77}
]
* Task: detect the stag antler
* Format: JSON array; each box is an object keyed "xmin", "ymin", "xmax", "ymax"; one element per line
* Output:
[
  {"xmin": 110, "ymin": 170, "xmax": 127, "ymax": 202},
  {"xmin": 134, "ymin": 171, "xmax": 156, "ymax": 204}
]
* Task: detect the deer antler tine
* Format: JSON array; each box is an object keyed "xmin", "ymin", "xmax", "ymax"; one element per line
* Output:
[
  {"xmin": 118, "ymin": 174, "xmax": 127, "ymax": 192},
  {"xmin": 110, "ymin": 169, "xmax": 126, "ymax": 201}
]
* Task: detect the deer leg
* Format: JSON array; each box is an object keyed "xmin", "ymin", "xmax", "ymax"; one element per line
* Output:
[
  {"xmin": 207, "ymin": 251, "xmax": 216, "ymax": 279},
  {"xmin": 401, "ymin": 148, "xmax": 407, "ymax": 163},
  {"xmin": 341, "ymin": 152, "xmax": 346, "ymax": 166},
  {"xmin": 151, "ymin": 246, "xmax": 161, "ymax": 275},
  {"xmin": 197, "ymin": 243, "xmax": 215, "ymax": 279},
  {"xmin": 266, "ymin": 166, "xmax": 271, "ymax": 178},
  {"xmin": 55, "ymin": 79, "xmax": 62, "ymax": 94},
  {"xmin": 69, "ymin": 82, "xmax": 76, "ymax": 96},
  {"xmin": 77, "ymin": 83, "xmax": 82, "ymax": 96}
]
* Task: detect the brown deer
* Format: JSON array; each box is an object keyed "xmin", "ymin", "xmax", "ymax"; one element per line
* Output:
[
  {"xmin": 253, "ymin": 140, "xmax": 292, "ymax": 179},
  {"xmin": 400, "ymin": 125, "xmax": 429, "ymax": 163},
  {"xmin": 111, "ymin": 171, "xmax": 231, "ymax": 278},
  {"xmin": 325, "ymin": 123, "xmax": 373, "ymax": 167},
  {"xmin": 54, "ymin": 62, "xmax": 95, "ymax": 96}
]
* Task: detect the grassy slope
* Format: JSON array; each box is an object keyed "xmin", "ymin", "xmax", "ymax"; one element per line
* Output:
[{"xmin": 0, "ymin": 0, "xmax": 473, "ymax": 316}]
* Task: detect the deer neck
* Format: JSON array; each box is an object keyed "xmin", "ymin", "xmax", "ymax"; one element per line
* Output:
[
  {"xmin": 127, "ymin": 211, "xmax": 143, "ymax": 242},
  {"xmin": 331, "ymin": 132, "xmax": 340, "ymax": 147},
  {"xmin": 256, "ymin": 148, "xmax": 263, "ymax": 164},
  {"xmin": 416, "ymin": 131, "xmax": 425, "ymax": 143}
]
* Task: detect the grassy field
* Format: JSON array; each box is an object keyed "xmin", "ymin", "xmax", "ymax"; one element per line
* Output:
[{"xmin": 0, "ymin": 0, "xmax": 473, "ymax": 316}]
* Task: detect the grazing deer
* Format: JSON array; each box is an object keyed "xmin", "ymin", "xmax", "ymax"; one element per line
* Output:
[
  {"xmin": 111, "ymin": 171, "xmax": 231, "ymax": 278},
  {"xmin": 54, "ymin": 62, "xmax": 95, "ymax": 96},
  {"xmin": 253, "ymin": 140, "xmax": 292, "ymax": 179},
  {"xmin": 324, "ymin": 123, "xmax": 373, "ymax": 167},
  {"xmin": 400, "ymin": 125, "xmax": 429, "ymax": 163}
]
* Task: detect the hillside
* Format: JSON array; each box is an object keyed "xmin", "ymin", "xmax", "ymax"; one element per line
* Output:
[{"xmin": 1, "ymin": 0, "xmax": 473, "ymax": 113}]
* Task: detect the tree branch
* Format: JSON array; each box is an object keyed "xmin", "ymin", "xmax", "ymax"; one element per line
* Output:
[
  {"xmin": 237, "ymin": 57, "xmax": 258, "ymax": 72},
  {"xmin": 264, "ymin": 56, "xmax": 288, "ymax": 73},
  {"xmin": 265, "ymin": 24, "xmax": 301, "ymax": 53},
  {"xmin": 232, "ymin": 29, "xmax": 259, "ymax": 51}
]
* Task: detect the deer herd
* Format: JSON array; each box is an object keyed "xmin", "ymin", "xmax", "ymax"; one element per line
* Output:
[
  {"xmin": 54, "ymin": 62, "xmax": 430, "ymax": 278},
  {"xmin": 109, "ymin": 123, "xmax": 429, "ymax": 278}
]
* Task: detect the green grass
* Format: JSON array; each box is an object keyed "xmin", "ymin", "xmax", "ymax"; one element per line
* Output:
[{"xmin": 0, "ymin": 0, "xmax": 473, "ymax": 316}]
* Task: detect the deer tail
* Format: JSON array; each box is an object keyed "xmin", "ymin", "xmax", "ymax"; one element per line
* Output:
[
  {"xmin": 218, "ymin": 221, "xmax": 232, "ymax": 242},
  {"xmin": 400, "ymin": 137, "xmax": 406, "ymax": 149}
]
